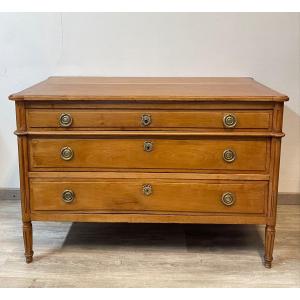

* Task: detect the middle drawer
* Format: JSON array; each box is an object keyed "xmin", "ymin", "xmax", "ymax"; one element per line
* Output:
[{"xmin": 29, "ymin": 137, "xmax": 269, "ymax": 172}]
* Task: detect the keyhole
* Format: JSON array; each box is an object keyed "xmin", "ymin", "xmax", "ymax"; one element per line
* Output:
[
  {"xmin": 141, "ymin": 114, "xmax": 151, "ymax": 126},
  {"xmin": 144, "ymin": 141, "xmax": 153, "ymax": 152}
]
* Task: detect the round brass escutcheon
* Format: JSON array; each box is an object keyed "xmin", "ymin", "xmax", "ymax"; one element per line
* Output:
[
  {"xmin": 142, "ymin": 184, "xmax": 152, "ymax": 196},
  {"xmin": 60, "ymin": 146, "xmax": 74, "ymax": 161},
  {"xmin": 62, "ymin": 189, "xmax": 75, "ymax": 203},
  {"xmin": 141, "ymin": 114, "xmax": 152, "ymax": 127},
  {"xmin": 223, "ymin": 149, "xmax": 236, "ymax": 163},
  {"xmin": 59, "ymin": 113, "xmax": 73, "ymax": 127},
  {"xmin": 144, "ymin": 141, "xmax": 153, "ymax": 152},
  {"xmin": 221, "ymin": 192, "xmax": 235, "ymax": 206},
  {"xmin": 223, "ymin": 113, "xmax": 237, "ymax": 128}
]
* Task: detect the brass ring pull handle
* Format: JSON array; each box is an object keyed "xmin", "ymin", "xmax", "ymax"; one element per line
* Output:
[
  {"xmin": 62, "ymin": 190, "xmax": 75, "ymax": 203},
  {"xmin": 59, "ymin": 113, "xmax": 73, "ymax": 127},
  {"xmin": 144, "ymin": 141, "xmax": 153, "ymax": 152},
  {"xmin": 221, "ymin": 192, "xmax": 235, "ymax": 206},
  {"xmin": 223, "ymin": 113, "xmax": 237, "ymax": 128},
  {"xmin": 141, "ymin": 114, "xmax": 152, "ymax": 127},
  {"xmin": 142, "ymin": 184, "xmax": 152, "ymax": 196},
  {"xmin": 223, "ymin": 149, "xmax": 236, "ymax": 163},
  {"xmin": 60, "ymin": 146, "xmax": 74, "ymax": 161}
]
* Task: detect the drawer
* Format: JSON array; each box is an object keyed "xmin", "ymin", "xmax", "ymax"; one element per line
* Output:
[
  {"xmin": 30, "ymin": 179, "xmax": 267, "ymax": 214},
  {"xmin": 29, "ymin": 137, "xmax": 269, "ymax": 172},
  {"xmin": 27, "ymin": 109, "xmax": 272, "ymax": 130}
]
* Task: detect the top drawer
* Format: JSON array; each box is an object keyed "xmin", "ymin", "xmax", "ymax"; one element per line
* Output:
[{"xmin": 27, "ymin": 109, "xmax": 272, "ymax": 130}]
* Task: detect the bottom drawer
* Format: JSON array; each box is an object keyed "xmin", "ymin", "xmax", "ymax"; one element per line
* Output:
[{"xmin": 30, "ymin": 178, "xmax": 267, "ymax": 214}]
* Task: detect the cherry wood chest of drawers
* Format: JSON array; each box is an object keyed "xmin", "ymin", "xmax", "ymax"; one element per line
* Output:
[{"xmin": 9, "ymin": 77, "xmax": 288, "ymax": 267}]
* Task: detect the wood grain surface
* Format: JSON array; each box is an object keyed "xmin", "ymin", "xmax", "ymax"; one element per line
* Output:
[
  {"xmin": 29, "ymin": 137, "xmax": 269, "ymax": 171},
  {"xmin": 27, "ymin": 109, "xmax": 272, "ymax": 130},
  {"xmin": 9, "ymin": 77, "xmax": 288, "ymax": 101},
  {"xmin": 30, "ymin": 179, "xmax": 267, "ymax": 214}
]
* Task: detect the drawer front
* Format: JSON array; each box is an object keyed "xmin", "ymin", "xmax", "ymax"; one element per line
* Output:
[
  {"xmin": 30, "ymin": 179, "xmax": 267, "ymax": 214},
  {"xmin": 27, "ymin": 109, "xmax": 271, "ymax": 130},
  {"xmin": 29, "ymin": 138, "xmax": 269, "ymax": 172}
]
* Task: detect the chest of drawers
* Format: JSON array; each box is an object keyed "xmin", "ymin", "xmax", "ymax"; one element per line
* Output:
[{"xmin": 9, "ymin": 77, "xmax": 288, "ymax": 267}]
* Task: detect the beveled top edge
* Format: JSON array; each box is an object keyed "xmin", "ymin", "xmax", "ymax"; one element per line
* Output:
[{"xmin": 9, "ymin": 76, "xmax": 289, "ymax": 102}]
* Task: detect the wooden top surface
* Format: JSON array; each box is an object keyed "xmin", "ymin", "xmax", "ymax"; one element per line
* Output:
[{"xmin": 9, "ymin": 77, "xmax": 288, "ymax": 102}]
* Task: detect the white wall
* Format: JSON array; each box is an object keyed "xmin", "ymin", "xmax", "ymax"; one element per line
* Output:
[{"xmin": 0, "ymin": 12, "xmax": 299, "ymax": 192}]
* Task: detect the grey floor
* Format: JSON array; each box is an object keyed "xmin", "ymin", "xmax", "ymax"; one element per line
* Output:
[{"xmin": 0, "ymin": 199, "xmax": 299, "ymax": 287}]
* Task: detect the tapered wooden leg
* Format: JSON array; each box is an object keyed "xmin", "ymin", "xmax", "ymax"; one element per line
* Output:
[
  {"xmin": 23, "ymin": 221, "xmax": 34, "ymax": 263},
  {"xmin": 264, "ymin": 225, "xmax": 275, "ymax": 268}
]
